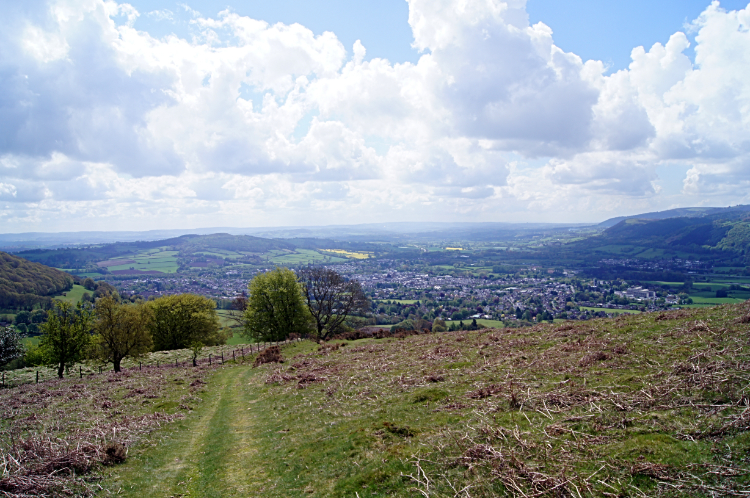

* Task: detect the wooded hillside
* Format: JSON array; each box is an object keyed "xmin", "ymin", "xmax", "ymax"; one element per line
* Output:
[{"xmin": 0, "ymin": 252, "xmax": 73, "ymax": 309}]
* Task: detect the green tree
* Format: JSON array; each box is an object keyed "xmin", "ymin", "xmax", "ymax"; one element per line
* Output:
[
  {"xmin": 149, "ymin": 294, "xmax": 223, "ymax": 351},
  {"xmin": 0, "ymin": 326, "xmax": 24, "ymax": 368},
  {"xmin": 298, "ymin": 268, "xmax": 369, "ymax": 342},
  {"xmin": 14, "ymin": 311, "xmax": 30, "ymax": 325},
  {"xmin": 243, "ymin": 267, "xmax": 312, "ymax": 343},
  {"xmin": 92, "ymin": 295, "xmax": 153, "ymax": 372},
  {"xmin": 39, "ymin": 301, "xmax": 94, "ymax": 378}
]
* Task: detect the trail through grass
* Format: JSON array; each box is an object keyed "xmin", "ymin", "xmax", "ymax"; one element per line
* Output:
[{"xmin": 109, "ymin": 365, "xmax": 263, "ymax": 497}]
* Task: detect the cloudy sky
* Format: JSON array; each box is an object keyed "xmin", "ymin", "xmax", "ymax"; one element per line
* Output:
[{"xmin": 1, "ymin": 0, "xmax": 749, "ymax": 232}]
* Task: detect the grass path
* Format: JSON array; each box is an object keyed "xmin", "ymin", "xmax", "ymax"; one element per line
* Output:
[{"xmin": 109, "ymin": 365, "xmax": 264, "ymax": 497}]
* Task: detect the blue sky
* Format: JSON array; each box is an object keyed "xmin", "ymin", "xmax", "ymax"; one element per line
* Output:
[
  {"xmin": 1, "ymin": 0, "xmax": 749, "ymax": 231},
  {"xmin": 129, "ymin": 0, "xmax": 749, "ymax": 68}
]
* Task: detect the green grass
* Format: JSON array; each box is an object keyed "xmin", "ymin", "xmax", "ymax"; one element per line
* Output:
[
  {"xmin": 8, "ymin": 306, "xmax": 750, "ymax": 496},
  {"xmin": 580, "ymin": 306, "xmax": 641, "ymax": 315},
  {"xmin": 20, "ymin": 336, "xmax": 40, "ymax": 347},
  {"xmin": 226, "ymin": 332, "xmax": 252, "ymax": 346},
  {"xmin": 473, "ymin": 318, "xmax": 506, "ymax": 328},
  {"xmin": 53, "ymin": 284, "xmax": 88, "ymax": 304},
  {"xmin": 107, "ymin": 366, "xmax": 263, "ymax": 497},
  {"xmin": 266, "ymin": 249, "xmax": 346, "ymax": 265},
  {"xmin": 94, "ymin": 303, "xmax": 750, "ymax": 496}
]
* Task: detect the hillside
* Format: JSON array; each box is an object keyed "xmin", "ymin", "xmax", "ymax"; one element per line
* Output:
[
  {"xmin": 0, "ymin": 252, "xmax": 73, "ymax": 309},
  {"xmin": 1, "ymin": 303, "xmax": 749, "ymax": 496},
  {"xmin": 599, "ymin": 204, "xmax": 750, "ymax": 228},
  {"xmin": 604, "ymin": 213, "xmax": 750, "ymax": 257}
]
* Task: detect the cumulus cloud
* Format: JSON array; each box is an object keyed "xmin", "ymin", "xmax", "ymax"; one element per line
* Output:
[{"xmin": 0, "ymin": 0, "xmax": 749, "ymax": 231}]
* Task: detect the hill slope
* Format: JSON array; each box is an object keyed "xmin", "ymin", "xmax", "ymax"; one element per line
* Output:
[
  {"xmin": 1, "ymin": 303, "xmax": 749, "ymax": 495},
  {"xmin": 0, "ymin": 252, "xmax": 73, "ymax": 309},
  {"xmin": 599, "ymin": 204, "xmax": 750, "ymax": 228}
]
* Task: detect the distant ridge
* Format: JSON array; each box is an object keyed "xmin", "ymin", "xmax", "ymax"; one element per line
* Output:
[{"xmin": 599, "ymin": 205, "xmax": 750, "ymax": 228}]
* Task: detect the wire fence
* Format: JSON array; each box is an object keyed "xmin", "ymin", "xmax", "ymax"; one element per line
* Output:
[{"xmin": 0, "ymin": 338, "xmax": 301, "ymax": 390}]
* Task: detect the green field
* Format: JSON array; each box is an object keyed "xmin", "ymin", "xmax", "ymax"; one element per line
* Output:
[
  {"xmin": 103, "ymin": 249, "xmax": 180, "ymax": 274},
  {"xmin": 580, "ymin": 306, "xmax": 641, "ymax": 315},
  {"xmin": 53, "ymin": 284, "xmax": 88, "ymax": 304},
  {"xmin": 266, "ymin": 248, "xmax": 346, "ymax": 265},
  {"xmin": 689, "ymin": 296, "xmax": 747, "ymax": 305},
  {"xmin": 474, "ymin": 318, "xmax": 505, "ymax": 328},
  {"xmin": 21, "ymin": 335, "xmax": 41, "ymax": 347}
]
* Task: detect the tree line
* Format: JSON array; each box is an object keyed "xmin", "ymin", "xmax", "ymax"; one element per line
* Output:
[{"xmin": 1, "ymin": 266, "xmax": 369, "ymax": 377}]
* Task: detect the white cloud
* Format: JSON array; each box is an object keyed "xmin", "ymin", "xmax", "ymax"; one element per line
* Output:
[{"xmin": 1, "ymin": 0, "xmax": 750, "ymax": 231}]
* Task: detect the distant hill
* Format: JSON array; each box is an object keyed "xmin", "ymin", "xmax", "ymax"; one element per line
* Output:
[
  {"xmin": 599, "ymin": 205, "xmax": 750, "ymax": 228},
  {"xmin": 0, "ymin": 252, "xmax": 73, "ymax": 309}
]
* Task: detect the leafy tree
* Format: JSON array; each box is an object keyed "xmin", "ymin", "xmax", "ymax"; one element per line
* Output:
[
  {"xmin": 243, "ymin": 267, "xmax": 312, "ymax": 343},
  {"xmin": 149, "ymin": 294, "xmax": 223, "ymax": 351},
  {"xmin": 298, "ymin": 268, "xmax": 370, "ymax": 342},
  {"xmin": 0, "ymin": 326, "xmax": 24, "ymax": 368},
  {"xmin": 432, "ymin": 318, "xmax": 447, "ymax": 332},
  {"xmin": 92, "ymin": 295, "xmax": 153, "ymax": 372},
  {"xmin": 14, "ymin": 311, "xmax": 30, "ymax": 325},
  {"xmin": 82, "ymin": 278, "xmax": 96, "ymax": 291},
  {"xmin": 39, "ymin": 301, "xmax": 94, "ymax": 378},
  {"xmin": 30, "ymin": 309, "xmax": 47, "ymax": 324}
]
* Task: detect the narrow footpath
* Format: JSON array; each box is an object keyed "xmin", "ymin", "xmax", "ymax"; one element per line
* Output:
[{"xmin": 110, "ymin": 365, "xmax": 264, "ymax": 497}]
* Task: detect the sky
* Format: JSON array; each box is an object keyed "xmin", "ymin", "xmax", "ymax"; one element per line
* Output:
[{"xmin": 1, "ymin": 0, "xmax": 749, "ymax": 232}]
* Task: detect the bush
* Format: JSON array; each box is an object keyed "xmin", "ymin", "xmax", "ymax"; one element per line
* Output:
[{"xmin": 254, "ymin": 345, "xmax": 283, "ymax": 367}]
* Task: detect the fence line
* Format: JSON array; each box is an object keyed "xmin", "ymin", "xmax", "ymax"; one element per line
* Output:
[{"xmin": 0, "ymin": 338, "xmax": 302, "ymax": 390}]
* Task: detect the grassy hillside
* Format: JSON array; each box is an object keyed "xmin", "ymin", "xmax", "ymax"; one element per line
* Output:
[
  {"xmin": 2, "ymin": 304, "xmax": 749, "ymax": 496},
  {"xmin": 0, "ymin": 251, "xmax": 73, "ymax": 309}
]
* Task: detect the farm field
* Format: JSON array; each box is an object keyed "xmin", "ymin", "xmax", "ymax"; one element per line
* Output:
[
  {"xmin": 319, "ymin": 249, "xmax": 373, "ymax": 259},
  {"xmin": 266, "ymin": 249, "xmax": 346, "ymax": 265},
  {"xmin": 53, "ymin": 284, "xmax": 88, "ymax": 304},
  {"xmin": 579, "ymin": 306, "xmax": 641, "ymax": 315}
]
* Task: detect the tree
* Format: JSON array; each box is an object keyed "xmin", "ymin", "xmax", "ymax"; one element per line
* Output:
[
  {"xmin": 227, "ymin": 295, "xmax": 248, "ymax": 327},
  {"xmin": 30, "ymin": 309, "xmax": 47, "ymax": 324},
  {"xmin": 39, "ymin": 301, "xmax": 94, "ymax": 378},
  {"xmin": 298, "ymin": 268, "xmax": 370, "ymax": 342},
  {"xmin": 0, "ymin": 326, "xmax": 24, "ymax": 367},
  {"xmin": 149, "ymin": 294, "xmax": 223, "ymax": 351},
  {"xmin": 243, "ymin": 267, "xmax": 312, "ymax": 343},
  {"xmin": 14, "ymin": 311, "xmax": 30, "ymax": 325},
  {"xmin": 92, "ymin": 295, "xmax": 153, "ymax": 372}
]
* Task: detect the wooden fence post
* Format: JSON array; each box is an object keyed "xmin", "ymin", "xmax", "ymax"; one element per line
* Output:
[
  {"xmin": 139, "ymin": 362, "xmax": 142, "ymax": 371},
  {"xmin": 36, "ymin": 371, "xmax": 39, "ymax": 384},
  {"xmin": 233, "ymin": 350, "xmax": 235, "ymax": 361},
  {"xmin": 209, "ymin": 354, "xmax": 212, "ymax": 365},
  {"xmin": 79, "ymin": 366, "xmax": 82, "ymax": 379}
]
